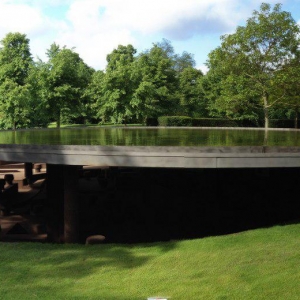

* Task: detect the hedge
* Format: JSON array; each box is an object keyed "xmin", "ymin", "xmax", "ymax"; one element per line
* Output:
[
  {"xmin": 269, "ymin": 119, "xmax": 299, "ymax": 128},
  {"xmin": 158, "ymin": 116, "xmax": 193, "ymax": 126},
  {"xmin": 155, "ymin": 116, "xmax": 300, "ymax": 128},
  {"xmin": 191, "ymin": 118, "xmax": 238, "ymax": 127},
  {"xmin": 157, "ymin": 116, "xmax": 237, "ymax": 127},
  {"xmin": 145, "ymin": 117, "xmax": 159, "ymax": 126}
]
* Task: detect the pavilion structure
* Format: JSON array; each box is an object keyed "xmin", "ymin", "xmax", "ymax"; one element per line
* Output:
[{"xmin": 1, "ymin": 132, "xmax": 300, "ymax": 243}]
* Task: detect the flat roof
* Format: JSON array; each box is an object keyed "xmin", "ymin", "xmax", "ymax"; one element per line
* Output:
[
  {"xmin": 0, "ymin": 144, "xmax": 300, "ymax": 168},
  {"xmin": 0, "ymin": 127, "xmax": 300, "ymax": 168}
]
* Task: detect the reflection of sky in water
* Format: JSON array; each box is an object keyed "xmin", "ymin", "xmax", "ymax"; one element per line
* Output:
[{"xmin": 0, "ymin": 127, "xmax": 298, "ymax": 147}]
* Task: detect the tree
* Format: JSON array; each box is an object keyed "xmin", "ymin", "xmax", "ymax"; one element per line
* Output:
[
  {"xmin": 272, "ymin": 53, "xmax": 300, "ymax": 127},
  {"xmin": 173, "ymin": 51, "xmax": 196, "ymax": 73},
  {"xmin": 206, "ymin": 3, "xmax": 300, "ymax": 128},
  {"xmin": 0, "ymin": 79, "xmax": 31, "ymax": 129},
  {"xmin": 92, "ymin": 40, "xmax": 200, "ymax": 124},
  {"xmin": 200, "ymin": 68, "xmax": 224, "ymax": 118},
  {"xmin": 39, "ymin": 45, "xmax": 93, "ymax": 127},
  {"xmin": 131, "ymin": 43, "xmax": 179, "ymax": 121},
  {"xmin": 45, "ymin": 42, "xmax": 60, "ymax": 60},
  {"xmin": 0, "ymin": 32, "xmax": 32, "ymax": 85},
  {"xmin": 0, "ymin": 32, "xmax": 33, "ymax": 129},
  {"xmin": 85, "ymin": 70, "xmax": 105, "ymax": 124},
  {"xmin": 26, "ymin": 60, "xmax": 52, "ymax": 127},
  {"xmin": 95, "ymin": 45, "xmax": 137, "ymax": 124},
  {"xmin": 178, "ymin": 67, "xmax": 205, "ymax": 117}
]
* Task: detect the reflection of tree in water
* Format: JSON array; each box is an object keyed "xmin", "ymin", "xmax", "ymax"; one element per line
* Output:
[
  {"xmin": 264, "ymin": 129, "xmax": 268, "ymax": 146},
  {"xmin": 1, "ymin": 127, "xmax": 300, "ymax": 146},
  {"xmin": 263, "ymin": 129, "xmax": 300, "ymax": 147}
]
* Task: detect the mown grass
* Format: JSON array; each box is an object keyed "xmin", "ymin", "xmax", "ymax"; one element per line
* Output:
[{"xmin": 1, "ymin": 224, "xmax": 300, "ymax": 299}]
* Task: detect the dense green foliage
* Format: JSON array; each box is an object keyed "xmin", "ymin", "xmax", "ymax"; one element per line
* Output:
[
  {"xmin": 157, "ymin": 117, "xmax": 299, "ymax": 128},
  {"xmin": 157, "ymin": 116, "xmax": 238, "ymax": 127},
  {"xmin": 1, "ymin": 224, "xmax": 300, "ymax": 299},
  {"xmin": 158, "ymin": 116, "xmax": 193, "ymax": 126},
  {"xmin": 0, "ymin": 3, "xmax": 299, "ymax": 129},
  {"xmin": 205, "ymin": 3, "xmax": 300, "ymax": 128},
  {"xmin": 0, "ymin": 33, "xmax": 32, "ymax": 129},
  {"xmin": 34, "ymin": 44, "xmax": 94, "ymax": 128},
  {"xmin": 192, "ymin": 118, "xmax": 238, "ymax": 127}
]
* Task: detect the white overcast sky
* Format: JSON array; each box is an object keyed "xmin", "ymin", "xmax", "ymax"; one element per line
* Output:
[{"xmin": 0, "ymin": 0, "xmax": 299, "ymax": 73}]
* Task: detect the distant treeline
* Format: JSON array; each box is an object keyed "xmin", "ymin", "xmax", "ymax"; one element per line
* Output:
[
  {"xmin": 146, "ymin": 116, "xmax": 299, "ymax": 129},
  {"xmin": 0, "ymin": 4, "xmax": 299, "ymax": 130}
]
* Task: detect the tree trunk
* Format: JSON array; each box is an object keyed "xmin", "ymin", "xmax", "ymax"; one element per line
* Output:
[
  {"xmin": 13, "ymin": 118, "xmax": 16, "ymax": 130},
  {"xmin": 263, "ymin": 93, "xmax": 269, "ymax": 130},
  {"xmin": 56, "ymin": 110, "xmax": 61, "ymax": 128},
  {"xmin": 263, "ymin": 128, "xmax": 269, "ymax": 146},
  {"xmin": 295, "ymin": 108, "xmax": 298, "ymax": 129}
]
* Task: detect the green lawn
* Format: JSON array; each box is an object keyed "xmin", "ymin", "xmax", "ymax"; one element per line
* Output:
[{"xmin": 1, "ymin": 224, "xmax": 300, "ymax": 299}]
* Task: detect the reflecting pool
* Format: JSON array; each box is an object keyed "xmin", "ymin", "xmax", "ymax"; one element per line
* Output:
[{"xmin": 0, "ymin": 127, "xmax": 299, "ymax": 147}]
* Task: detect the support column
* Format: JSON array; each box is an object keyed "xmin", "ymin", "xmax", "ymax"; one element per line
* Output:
[
  {"xmin": 45, "ymin": 164, "xmax": 80, "ymax": 243},
  {"xmin": 64, "ymin": 165, "xmax": 79, "ymax": 243},
  {"xmin": 46, "ymin": 164, "xmax": 64, "ymax": 243},
  {"xmin": 24, "ymin": 162, "xmax": 33, "ymax": 184}
]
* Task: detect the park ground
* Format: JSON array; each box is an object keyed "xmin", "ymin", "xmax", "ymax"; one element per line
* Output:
[{"xmin": 1, "ymin": 223, "xmax": 300, "ymax": 299}]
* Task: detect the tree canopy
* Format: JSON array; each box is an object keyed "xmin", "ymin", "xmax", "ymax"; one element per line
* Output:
[
  {"xmin": 94, "ymin": 44, "xmax": 137, "ymax": 124},
  {"xmin": 0, "ymin": 32, "xmax": 33, "ymax": 129},
  {"xmin": 37, "ymin": 45, "xmax": 94, "ymax": 127},
  {"xmin": 205, "ymin": 3, "xmax": 300, "ymax": 128},
  {"xmin": 0, "ymin": 3, "xmax": 300, "ymax": 130},
  {"xmin": 90, "ymin": 41, "xmax": 201, "ymax": 124}
]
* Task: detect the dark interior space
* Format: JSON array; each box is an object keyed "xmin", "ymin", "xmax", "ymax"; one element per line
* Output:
[
  {"xmin": 2, "ymin": 165, "xmax": 300, "ymax": 244},
  {"xmin": 77, "ymin": 167, "xmax": 300, "ymax": 244}
]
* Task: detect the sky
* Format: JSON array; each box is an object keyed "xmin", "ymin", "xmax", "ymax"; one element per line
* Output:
[{"xmin": 0, "ymin": 0, "xmax": 299, "ymax": 73}]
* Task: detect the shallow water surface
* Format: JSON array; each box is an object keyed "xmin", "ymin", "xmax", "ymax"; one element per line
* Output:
[{"xmin": 0, "ymin": 127, "xmax": 299, "ymax": 147}]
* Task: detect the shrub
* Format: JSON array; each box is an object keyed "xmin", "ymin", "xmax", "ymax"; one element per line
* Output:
[
  {"xmin": 192, "ymin": 118, "xmax": 238, "ymax": 127},
  {"xmin": 269, "ymin": 119, "xmax": 298, "ymax": 128},
  {"xmin": 234, "ymin": 119, "xmax": 262, "ymax": 127},
  {"xmin": 158, "ymin": 116, "xmax": 193, "ymax": 126},
  {"xmin": 145, "ymin": 117, "xmax": 158, "ymax": 126},
  {"xmin": 156, "ymin": 116, "xmax": 300, "ymax": 128}
]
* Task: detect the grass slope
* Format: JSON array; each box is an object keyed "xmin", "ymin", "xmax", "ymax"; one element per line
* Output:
[{"xmin": 1, "ymin": 224, "xmax": 300, "ymax": 299}]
